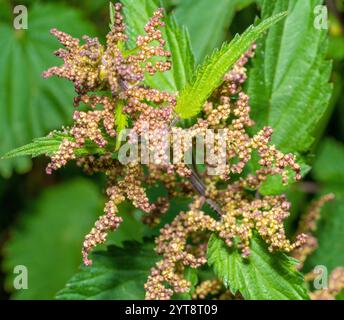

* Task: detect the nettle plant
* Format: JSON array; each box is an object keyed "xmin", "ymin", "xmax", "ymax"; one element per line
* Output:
[{"xmin": 4, "ymin": 1, "xmax": 344, "ymax": 300}]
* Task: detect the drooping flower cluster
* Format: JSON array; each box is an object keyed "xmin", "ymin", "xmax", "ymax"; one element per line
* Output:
[
  {"xmin": 145, "ymin": 198, "xmax": 216, "ymax": 299},
  {"xmin": 43, "ymin": 3, "xmax": 175, "ymax": 175},
  {"xmin": 42, "ymin": 4, "xmax": 177, "ymax": 264},
  {"xmin": 77, "ymin": 155, "xmax": 157, "ymax": 265}
]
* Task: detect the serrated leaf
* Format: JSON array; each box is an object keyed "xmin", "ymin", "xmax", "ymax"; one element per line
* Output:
[
  {"xmin": 0, "ymin": 3, "xmax": 96, "ymax": 177},
  {"xmin": 247, "ymin": 0, "xmax": 333, "ymax": 154},
  {"xmin": 175, "ymin": 11, "xmax": 287, "ymax": 119},
  {"xmin": 56, "ymin": 242, "xmax": 159, "ymax": 300},
  {"xmin": 2, "ymin": 179, "xmax": 103, "ymax": 299},
  {"xmin": 207, "ymin": 234, "xmax": 309, "ymax": 300},
  {"xmin": 121, "ymin": 0, "xmax": 195, "ymax": 92},
  {"xmin": 2, "ymin": 134, "xmax": 104, "ymax": 160},
  {"xmin": 174, "ymin": 0, "xmax": 237, "ymax": 63}
]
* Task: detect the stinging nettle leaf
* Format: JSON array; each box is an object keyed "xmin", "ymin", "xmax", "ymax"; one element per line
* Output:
[
  {"xmin": 247, "ymin": 0, "xmax": 333, "ymax": 154},
  {"xmin": 2, "ymin": 135, "xmax": 67, "ymax": 159},
  {"xmin": 207, "ymin": 234, "xmax": 309, "ymax": 300},
  {"xmin": 245, "ymin": 0, "xmax": 333, "ymax": 195},
  {"xmin": 56, "ymin": 242, "xmax": 159, "ymax": 300},
  {"xmin": 175, "ymin": 11, "xmax": 287, "ymax": 119}
]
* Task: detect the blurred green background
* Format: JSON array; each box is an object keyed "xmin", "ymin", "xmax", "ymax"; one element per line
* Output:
[{"xmin": 0, "ymin": 0, "xmax": 343, "ymax": 299}]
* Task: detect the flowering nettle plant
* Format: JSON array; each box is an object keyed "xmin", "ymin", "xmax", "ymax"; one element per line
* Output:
[{"xmin": 4, "ymin": 2, "xmax": 343, "ymax": 300}]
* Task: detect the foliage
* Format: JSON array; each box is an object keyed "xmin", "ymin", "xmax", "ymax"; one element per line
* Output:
[
  {"xmin": 0, "ymin": 0, "xmax": 343, "ymax": 301},
  {"xmin": 0, "ymin": 3, "xmax": 96, "ymax": 177},
  {"xmin": 207, "ymin": 234, "xmax": 309, "ymax": 300},
  {"xmin": 56, "ymin": 242, "xmax": 158, "ymax": 300},
  {"xmin": 246, "ymin": 0, "xmax": 333, "ymax": 195},
  {"xmin": 2, "ymin": 133, "xmax": 105, "ymax": 160},
  {"xmin": 247, "ymin": 0, "xmax": 332, "ymax": 154},
  {"xmin": 175, "ymin": 11, "xmax": 287, "ymax": 119}
]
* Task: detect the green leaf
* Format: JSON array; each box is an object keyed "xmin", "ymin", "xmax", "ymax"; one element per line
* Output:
[
  {"xmin": 2, "ymin": 133, "xmax": 104, "ymax": 160},
  {"xmin": 207, "ymin": 234, "xmax": 309, "ymax": 300},
  {"xmin": 121, "ymin": 0, "xmax": 195, "ymax": 92},
  {"xmin": 109, "ymin": 2, "xmax": 116, "ymax": 29},
  {"xmin": 2, "ymin": 179, "xmax": 103, "ymax": 299},
  {"xmin": 0, "ymin": 3, "xmax": 96, "ymax": 177},
  {"xmin": 2, "ymin": 135, "xmax": 67, "ymax": 159},
  {"xmin": 175, "ymin": 11, "xmax": 287, "ymax": 119},
  {"xmin": 56, "ymin": 241, "xmax": 159, "ymax": 300},
  {"xmin": 174, "ymin": 0, "xmax": 237, "ymax": 63},
  {"xmin": 247, "ymin": 0, "xmax": 333, "ymax": 154}
]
